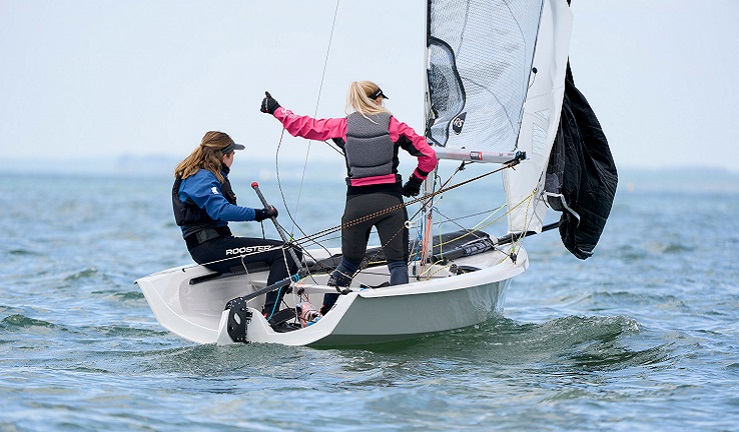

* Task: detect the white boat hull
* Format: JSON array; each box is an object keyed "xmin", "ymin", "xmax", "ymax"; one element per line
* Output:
[{"xmin": 135, "ymin": 245, "xmax": 528, "ymax": 346}]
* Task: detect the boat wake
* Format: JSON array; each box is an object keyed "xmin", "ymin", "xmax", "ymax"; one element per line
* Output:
[{"xmin": 356, "ymin": 314, "xmax": 675, "ymax": 372}]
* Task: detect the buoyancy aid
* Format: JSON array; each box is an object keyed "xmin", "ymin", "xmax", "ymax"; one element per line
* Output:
[
  {"xmin": 343, "ymin": 112, "xmax": 399, "ymax": 182},
  {"xmin": 172, "ymin": 168, "xmax": 237, "ymax": 238}
]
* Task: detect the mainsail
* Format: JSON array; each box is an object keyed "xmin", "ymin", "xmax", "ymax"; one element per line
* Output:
[{"xmin": 426, "ymin": 0, "xmax": 574, "ymax": 235}]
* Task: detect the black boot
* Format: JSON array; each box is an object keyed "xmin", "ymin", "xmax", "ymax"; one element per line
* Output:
[
  {"xmin": 320, "ymin": 293, "xmax": 339, "ymax": 316},
  {"xmin": 321, "ymin": 259, "xmax": 359, "ymax": 315}
]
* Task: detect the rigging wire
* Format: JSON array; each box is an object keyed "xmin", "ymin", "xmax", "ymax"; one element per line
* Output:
[
  {"xmin": 408, "ymin": 160, "xmax": 470, "ymax": 258},
  {"xmin": 433, "ymin": 206, "xmax": 507, "ymax": 226},
  {"xmin": 290, "ymin": 0, "xmax": 342, "ymax": 226},
  {"xmin": 367, "ymin": 193, "xmax": 531, "ymax": 281},
  {"xmin": 272, "ymin": 0, "xmax": 342, "ymax": 259}
]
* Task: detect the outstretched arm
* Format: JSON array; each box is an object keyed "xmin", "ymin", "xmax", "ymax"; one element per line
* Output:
[
  {"xmin": 273, "ymin": 107, "xmax": 347, "ymax": 141},
  {"xmin": 261, "ymin": 92, "xmax": 347, "ymax": 141}
]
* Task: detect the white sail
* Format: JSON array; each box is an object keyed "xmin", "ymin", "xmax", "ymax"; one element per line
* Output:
[
  {"xmin": 426, "ymin": 0, "xmax": 573, "ymax": 233},
  {"xmin": 505, "ymin": 0, "xmax": 573, "ymax": 233}
]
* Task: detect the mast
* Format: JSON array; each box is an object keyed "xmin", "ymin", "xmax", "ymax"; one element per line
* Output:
[{"xmin": 419, "ymin": 0, "xmax": 434, "ymax": 269}]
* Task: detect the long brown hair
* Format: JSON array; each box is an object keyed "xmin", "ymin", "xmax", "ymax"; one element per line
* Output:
[
  {"xmin": 346, "ymin": 80, "xmax": 392, "ymax": 118},
  {"xmin": 174, "ymin": 131, "xmax": 234, "ymax": 183}
]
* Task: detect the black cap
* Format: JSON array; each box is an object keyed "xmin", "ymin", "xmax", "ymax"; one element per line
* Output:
[
  {"xmin": 369, "ymin": 88, "xmax": 389, "ymax": 100},
  {"xmin": 221, "ymin": 142, "xmax": 246, "ymax": 154}
]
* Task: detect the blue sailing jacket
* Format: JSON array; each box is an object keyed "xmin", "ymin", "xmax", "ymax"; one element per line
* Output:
[{"xmin": 174, "ymin": 168, "xmax": 258, "ymax": 234}]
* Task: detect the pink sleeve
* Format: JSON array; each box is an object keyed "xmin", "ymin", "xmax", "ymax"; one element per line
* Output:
[
  {"xmin": 273, "ymin": 107, "xmax": 347, "ymax": 141},
  {"xmin": 389, "ymin": 117, "xmax": 438, "ymax": 180}
]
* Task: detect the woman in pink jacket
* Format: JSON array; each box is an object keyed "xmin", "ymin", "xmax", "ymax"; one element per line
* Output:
[{"xmin": 261, "ymin": 81, "xmax": 438, "ymax": 314}]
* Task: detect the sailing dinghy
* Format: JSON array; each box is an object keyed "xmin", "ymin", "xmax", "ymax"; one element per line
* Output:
[{"xmin": 135, "ymin": 0, "xmax": 617, "ymax": 346}]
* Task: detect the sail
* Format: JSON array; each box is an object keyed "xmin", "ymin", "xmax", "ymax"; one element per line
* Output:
[
  {"xmin": 427, "ymin": 0, "xmax": 545, "ymax": 161},
  {"xmin": 504, "ymin": 0, "xmax": 573, "ymax": 233},
  {"xmin": 545, "ymin": 61, "xmax": 618, "ymax": 259},
  {"xmin": 426, "ymin": 0, "xmax": 574, "ymax": 233}
]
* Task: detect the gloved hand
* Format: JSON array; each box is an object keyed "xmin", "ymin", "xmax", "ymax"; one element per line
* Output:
[
  {"xmin": 260, "ymin": 91, "xmax": 280, "ymax": 114},
  {"xmin": 254, "ymin": 206, "xmax": 278, "ymax": 222},
  {"xmin": 402, "ymin": 174, "xmax": 423, "ymax": 197}
]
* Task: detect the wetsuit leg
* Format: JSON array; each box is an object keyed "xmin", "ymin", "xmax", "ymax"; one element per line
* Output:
[
  {"xmin": 320, "ymin": 194, "xmax": 377, "ymax": 316},
  {"xmin": 341, "ymin": 192, "xmax": 408, "ymax": 285},
  {"xmin": 371, "ymin": 193, "xmax": 408, "ymax": 285},
  {"xmin": 340, "ymin": 195, "xmax": 375, "ymax": 264},
  {"xmin": 373, "ymin": 195, "xmax": 409, "ymax": 263}
]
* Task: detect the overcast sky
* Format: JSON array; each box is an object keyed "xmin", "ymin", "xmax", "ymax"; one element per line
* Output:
[{"xmin": 1, "ymin": 1, "xmax": 738, "ymax": 172}]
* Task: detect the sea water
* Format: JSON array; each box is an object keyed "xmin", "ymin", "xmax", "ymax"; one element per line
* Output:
[{"xmin": 1, "ymin": 165, "xmax": 738, "ymax": 431}]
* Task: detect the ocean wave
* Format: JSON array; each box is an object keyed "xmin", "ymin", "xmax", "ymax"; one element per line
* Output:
[
  {"xmin": 113, "ymin": 291, "xmax": 145, "ymax": 301},
  {"xmin": 568, "ymin": 290, "xmax": 693, "ymax": 314},
  {"xmin": 62, "ymin": 267, "xmax": 99, "ymax": 281},
  {"xmin": 7, "ymin": 248, "xmax": 41, "ymax": 256},
  {"xmin": 566, "ymin": 342, "xmax": 675, "ymax": 371},
  {"xmin": 0, "ymin": 314, "xmax": 59, "ymax": 330},
  {"xmin": 500, "ymin": 315, "xmax": 642, "ymax": 356},
  {"xmin": 87, "ymin": 290, "xmax": 145, "ymax": 302},
  {"xmin": 85, "ymin": 324, "xmax": 169, "ymax": 339},
  {"xmin": 645, "ymin": 242, "xmax": 693, "ymax": 254}
]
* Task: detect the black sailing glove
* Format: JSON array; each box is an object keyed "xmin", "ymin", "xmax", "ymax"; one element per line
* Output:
[
  {"xmin": 254, "ymin": 206, "xmax": 278, "ymax": 222},
  {"xmin": 260, "ymin": 91, "xmax": 280, "ymax": 114},
  {"xmin": 402, "ymin": 174, "xmax": 424, "ymax": 197}
]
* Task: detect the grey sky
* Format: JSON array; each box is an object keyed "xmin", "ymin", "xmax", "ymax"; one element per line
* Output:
[{"xmin": 1, "ymin": 1, "xmax": 737, "ymax": 172}]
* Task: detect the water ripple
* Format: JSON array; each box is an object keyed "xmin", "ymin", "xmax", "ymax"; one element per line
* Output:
[
  {"xmin": 1, "ymin": 314, "xmax": 58, "ymax": 330},
  {"xmin": 62, "ymin": 267, "xmax": 99, "ymax": 281}
]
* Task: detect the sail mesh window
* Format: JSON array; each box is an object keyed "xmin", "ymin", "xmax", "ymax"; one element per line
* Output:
[{"xmin": 427, "ymin": 0, "xmax": 544, "ymax": 152}]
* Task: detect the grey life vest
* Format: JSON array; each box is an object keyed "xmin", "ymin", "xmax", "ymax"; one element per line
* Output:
[{"xmin": 344, "ymin": 112, "xmax": 397, "ymax": 180}]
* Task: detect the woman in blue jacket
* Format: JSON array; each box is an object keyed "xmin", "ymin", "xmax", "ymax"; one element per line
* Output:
[{"xmin": 172, "ymin": 131, "xmax": 301, "ymax": 317}]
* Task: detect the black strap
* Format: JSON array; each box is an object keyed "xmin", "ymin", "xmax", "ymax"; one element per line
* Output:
[{"xmin": 184, "ymin": 226, "xmax": 232, "ymax": 250}]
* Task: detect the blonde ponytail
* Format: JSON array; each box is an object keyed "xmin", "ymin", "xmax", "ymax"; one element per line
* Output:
[{"xmin": 346, "ymin": 81, "xmax": 391, "ymax": 118}]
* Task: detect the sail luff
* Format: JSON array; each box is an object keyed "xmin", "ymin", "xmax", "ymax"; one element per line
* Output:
[{"xmin": 504, "ymin": 0, "xmax": 573, "ymax": 234}]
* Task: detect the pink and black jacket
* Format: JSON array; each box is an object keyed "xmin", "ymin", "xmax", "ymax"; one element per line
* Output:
[{"xmin": 273, "ymin": 107, "xmax": 438, "ymax": 194}]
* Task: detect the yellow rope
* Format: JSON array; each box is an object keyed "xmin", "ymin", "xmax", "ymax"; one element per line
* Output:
[{"xmin": 408, "ymin": 188, "xmax": 537, "ymax": 262}]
